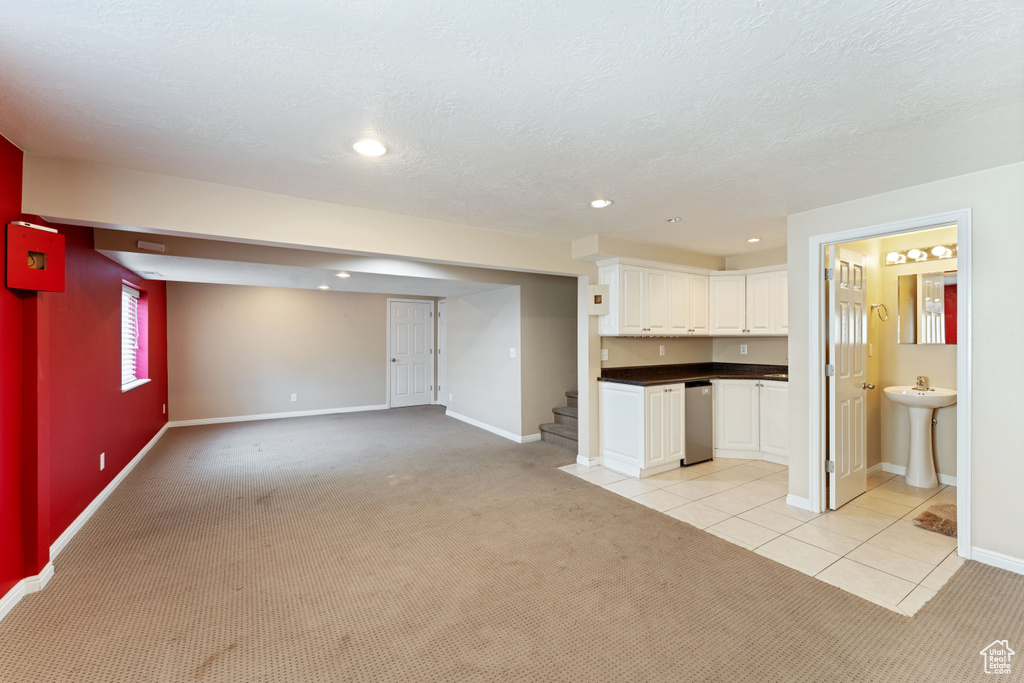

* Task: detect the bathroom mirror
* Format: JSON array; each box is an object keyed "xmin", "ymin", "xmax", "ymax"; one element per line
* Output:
[{"xmin": 897, "ymin": 271, "xmax": 957, "ymax": 344}]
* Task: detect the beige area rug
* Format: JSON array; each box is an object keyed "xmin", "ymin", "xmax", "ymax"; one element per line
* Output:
[
  {"xmin": 914, "ymin": 503, "xmax": 958, "ymax": 537},
  {"xmin": 1, "ymin": 406, "xmax": 1021, "ymax": 682}
]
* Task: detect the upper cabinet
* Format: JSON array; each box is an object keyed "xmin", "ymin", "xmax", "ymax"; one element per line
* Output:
[
  {"xmin": 599, "ymin": 259, "xmax": 785, "ymax": 337},
  {"xmin": 709, "ymin": 268, "xmax": 788, "ymax": 336},
  {"xmin": 599, "ymin": 261, "xmax": 709, "ymax": 337}
]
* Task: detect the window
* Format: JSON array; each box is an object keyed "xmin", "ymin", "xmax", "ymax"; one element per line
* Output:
[{"xmin": 121, "ymin": 284, "xmax": 149, "ymax": 391}]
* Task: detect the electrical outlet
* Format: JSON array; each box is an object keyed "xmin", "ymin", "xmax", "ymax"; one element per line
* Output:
[
  {"xmin": 100, "ymin": 453, "xmax": 105, "ymax": 470},
  {"xmin": 162, "ymin": 403, "xmax": 166, "ymax": 414},
  {"xmin": 509, "ymin": 347, "xmax": 516, "ymax": 358},
  {"xmin": 659, "ymin": 345, "xmax": 665, "ymax": 356},
  {"xmin": 290, "ymin": 393, "xmax": 297, "ymax": 402},
  {"xmin": 868, "ymin": 343, "xmax": 873, "ymax": 357},
  {"xmin": 449, "ymin": 393, "xmax": 453, "ymax": 402},
  {"xmin": 740, "ymin": 344, "xmax": 748, "ymax": 355},
  {"xmin": 601, "ymin": 349, "xmax": 609, "ymax": 361}
]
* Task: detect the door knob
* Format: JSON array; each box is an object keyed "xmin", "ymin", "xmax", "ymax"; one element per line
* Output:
[
  {"xmin": 863, "ymin": 383, "xmax": 875, "ymax": 390},
  {"xmin": 391, "ymin": 358, "xmax": 397, "ymax": 362}
]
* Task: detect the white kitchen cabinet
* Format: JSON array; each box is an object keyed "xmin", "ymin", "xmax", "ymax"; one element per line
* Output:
[
  {"xmin": 760, "ymin": 380, "xmax": 789, "ymax": 458},
  {"xmin": 714, "ymin": 379, "xmax": 789, "ymax": 464},
  {"xmin": 710, "ymin": 268, "xmax": 788, "ymax": 336},
  {"xmin": 710, "ymin": 275, "xmax": 747, "ymax": 335},
  {"xmin": 598, "ymin": 260, "xmax": 711, "ymax": 337},
  {"xmin": 599, "ymin": 381, "xmax": 685, "ymax": 477}
]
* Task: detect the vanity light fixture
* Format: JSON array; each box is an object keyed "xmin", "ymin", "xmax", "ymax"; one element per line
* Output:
[
  {"xmin": 353, "ymin": 139, "xmax": 387, "ymax": 157},
  {"xmin": 590, "ymin": 199, "xmax": 613, "ymax": 209},
  {"xmin": 665, "ymin": 217, "xmax": 681, "ymax": 223},
  {"xmin": 747, "ymin": 238, "xmax": 761, "ymax": 243},
  {"xmin": 884, "ymin": 243, "xmax": 957, "ymax": 266},
  {"xmin": 335, "ymin": 272, "xmax": 351, "ymax": 278}
]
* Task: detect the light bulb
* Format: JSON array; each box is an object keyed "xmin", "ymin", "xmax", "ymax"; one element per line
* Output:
[
  {"xmin": 590, "ymin": 199, "xmax": 613, "ymax": 208},
  {"xmin": 353, "ymin": 139, "xmax": 387, "ymax": 157}
]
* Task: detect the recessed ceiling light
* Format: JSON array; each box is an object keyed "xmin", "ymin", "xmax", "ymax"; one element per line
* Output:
[
  {"xmin": 747, "ymin": 238, "xmax": 761, "ymax": 243},
  {"xmin": 590, "ymin": 199, "xmax": 613, "ymax": 209},
  {"xmin": 335, "ymin": 272, "xmax": 351, "ymax": 278},
  {"xmin": 353, "ymin": 139, "xmax": 387, "ymax": 157},
  {"xmin": 318, "ymin": 285, "xmax": 330, "ymax": 290},
  {"xmin": 666, "ymin": 217, "xmax": 681, "ymax": 223}
]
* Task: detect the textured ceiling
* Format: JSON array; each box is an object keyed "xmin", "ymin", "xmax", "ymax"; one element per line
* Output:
[{"xmin": 1, "ymin": 0, "xmax": 1022, "ymax": 256}]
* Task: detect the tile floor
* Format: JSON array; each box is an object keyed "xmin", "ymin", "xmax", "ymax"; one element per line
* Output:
[{"xmin": 559, "ymin": 457, "xmax": 963, "ymax": 616}]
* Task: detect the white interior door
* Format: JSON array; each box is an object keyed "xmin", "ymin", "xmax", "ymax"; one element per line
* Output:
[
  {"xmin": 829, "ymin": 247, "xmax": 868, "ymax": 509},
  {"xmin": 389, "ymin": 299, "xmax": 434, "ymax": 408},
  {"xmin": 436, "ymin": 300, "xmax": 447, "ymax": 407}
]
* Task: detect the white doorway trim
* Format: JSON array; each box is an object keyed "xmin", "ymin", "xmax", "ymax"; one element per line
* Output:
[
  {"xmin": 806, "ymin": 208, "xmax": 972, "ymax": 559},
  {"xmin": 385, "ymin": 298, "xmax": 436, "ymax": 409}
]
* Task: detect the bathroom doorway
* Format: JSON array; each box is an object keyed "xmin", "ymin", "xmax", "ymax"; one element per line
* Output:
[{"xmin": 808, "ymin": 210, "xmax": 972, "ymax": 558}]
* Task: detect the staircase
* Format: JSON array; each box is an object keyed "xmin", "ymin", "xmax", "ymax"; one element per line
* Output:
[{"xmin": 539, "ymin": 390, "xmax": 578, "ymax": 452}]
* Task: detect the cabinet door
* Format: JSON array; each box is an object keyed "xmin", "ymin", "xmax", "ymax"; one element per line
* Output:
[
  {"xmin": 646, "ymin": 385, "xmax": 686, "ymax": 468},
  {"xmin": 774, "ymin": 270, "xmax": 789, "ymax": 334},
  {"xmin": 601, "ymin": 383, "xmax": 645, "ymax": 469},
  {"xmin": 620, "ymin": 265, "xmax": 645, "ymax": 335},
  {"xmin": 688, "ymin": 275, "xmax": 709, "ymax": 335},
  {"xmin": 709, "ymin": 275, "xmax": 746, "ymax": 335},
  {"xmin": 646, "ymin": 387, "xmax": 669, "ymax": 468},
  {"xmin": 645, "ymin": 268, "xmax": 669, "ymax": 335},
  {"xmin": 666, "ymin": 271, "xmax": 691, "ymax": 335},
  {"xmin": 714, "ymin": 380, "xmax": 760, "ymax": 450},
  {"xmin": 760, "ymin": 381, "xmax": 789, "ymax": 456},
  {"xmin": 745, "ymin": 272, "xmax": 774, "ymax": 335}
]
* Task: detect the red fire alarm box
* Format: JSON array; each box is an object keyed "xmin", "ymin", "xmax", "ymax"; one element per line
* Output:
[{"xmin": 6, "ymin": 222, "xmax": 65, "ymax": 292}]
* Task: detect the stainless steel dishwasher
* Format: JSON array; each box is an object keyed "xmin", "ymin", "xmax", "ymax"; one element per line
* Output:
[{"xmin": 682, "ymin": 380, "xmax": 714, "ymax": 466}]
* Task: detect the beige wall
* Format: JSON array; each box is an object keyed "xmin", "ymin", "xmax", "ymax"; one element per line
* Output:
[
  {"xmin": 167, "ymin": 283, "xmax": 389, "ymax": 421},
  {"xmin": 724, "ymin": 246, "xmax": 788, "ymax": 271},
  {"xmin": 445, "ymin": 287, "xmax": 522, "ymax": 437},
  {"xmin": 601, "ymin": 337, "xmax": 712, "ymax": 368},
  {"xmin": 23, "ymin": 156, "xmax": 589, "ymax": 276},
  {"xmin": 712, "ymin": 337, "xmax": 788, "ymax": 365},
  {"xmin": 520, "ymin": 277, "xmax": 578, "ymax": 435},
  {"xmin": 788, "ymin": 161, "xmax": 1024, "ymax": 563}
]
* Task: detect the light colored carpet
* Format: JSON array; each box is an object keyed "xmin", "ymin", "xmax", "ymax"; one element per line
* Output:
[{"xmin": 1, "ymin": 406, "xmax": 1021, "ymax": 682}]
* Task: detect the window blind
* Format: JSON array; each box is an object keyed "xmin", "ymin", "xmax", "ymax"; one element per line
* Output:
[{"xmin": 121, "ymin": 285, "xmax": 141, "ymax": 385}]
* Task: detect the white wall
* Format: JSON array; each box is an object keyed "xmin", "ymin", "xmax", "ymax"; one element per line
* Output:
[
  {"xmin": 445, "ymin": 287, "xmax": 523, "ymax": 438},
  {"xmin": 788, "ymin": 161, "xmax": 1024, "ymax": 565},
  {"xmin": 167, "ymin": 283, "xmax": 388, "ymax": 421},
  {"xmin": 520, "ymin": 277, "xmax": 578, "ymax": 435},
  {"xmin": 712, "ymin": 338, "xmax": 788, "ymax": 365}
]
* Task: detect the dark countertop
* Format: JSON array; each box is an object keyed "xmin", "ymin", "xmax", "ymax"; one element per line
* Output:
[{"xmin": 599, "ymin": 362, "xmax": 788, "ymax": 387}]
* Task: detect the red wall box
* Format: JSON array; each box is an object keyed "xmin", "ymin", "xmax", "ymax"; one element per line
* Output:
[{"xmin": 7, "ymin": 222, "xmax": 65, "ymax": 292}]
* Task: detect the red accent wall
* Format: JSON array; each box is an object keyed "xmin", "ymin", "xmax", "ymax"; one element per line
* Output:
[
  {"xmin": 944, "ymin": 283, "xmax": 958, "ymax": 345},
  {"xmin": 1, "ymin": 132, "xmax": 168, "ymax": 592},
  {"xmin": 0, "ymin": 135, "xmax": 25, "ymax": 597},
  {"xmin": 38, "ymin": 224, "xmax": 168, "ymax": 546}
]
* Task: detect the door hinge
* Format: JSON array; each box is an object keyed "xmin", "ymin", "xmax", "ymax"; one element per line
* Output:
[
  {"xmin": 826, "ymin": 461, "xmax": 835, "ymax": 473},
  {"xmin": 825, "ymin": 364, "xmax": 835, "ymax": 377},
  {"xmin": 824, "ymin": 268, "xmax": 834, "ymax": 281}
]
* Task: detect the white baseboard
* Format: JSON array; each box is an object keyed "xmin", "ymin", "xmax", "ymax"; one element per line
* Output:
[
  {"xmin": 764, "ymin": 453, "xmax": 789, "ymax": 467},
  {"xmin": 786, "ymin": 494, "xmax": 813, "ymax": 511},
  {"xmin": 445, "ymin": 410, "xmax": 532, "ymax": 443},
  {"xmin": 168, "ymin": 404, "xmax": 388, "ymax": 427},
  {"xmin": 0, "ymin": 562, "xmax": 53, "ymax": 624},
  {"xmin": 50, "ymin": 424, "xmax": 170, "ymax": 560},
  {"xmin": 577, "ymin": 454, "xmax": 601, "ymax": 467},
  {"xmin": 971, "ymin": 547, "xmax": 1024, "ymax": 576},
  {"xmin": 867, "ymin": 463, "xmax": 883, "ymax": 477},
  {"xmin": 881, "ymin": 462, "xmax": 957, "ymax": 486}
]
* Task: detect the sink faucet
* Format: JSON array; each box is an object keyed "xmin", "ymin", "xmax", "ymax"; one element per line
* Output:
[{"xmin": 915, "ymin": 376, "xmax": 931, "ymax": 391}]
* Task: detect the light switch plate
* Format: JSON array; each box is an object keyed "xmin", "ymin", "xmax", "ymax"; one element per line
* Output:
[
  {"xmin": 510, "ymin": 348, "xmax": 516, "ymax": 358},
  {"xmin": 659, "ymin": 345, "xmax": 665, "ymax": 356}
]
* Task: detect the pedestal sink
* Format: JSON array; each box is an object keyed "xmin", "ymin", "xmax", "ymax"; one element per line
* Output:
[{"xmin": 883, "ymin": 386, "xmax": 957, "ymax": 488}]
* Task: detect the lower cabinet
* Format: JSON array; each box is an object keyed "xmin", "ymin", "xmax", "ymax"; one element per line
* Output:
[
  {"xmin": 713, "ymin": 379, "xmax": 789, "ymax": 464},
  {"xmin": 599, "ymin": 381, "xmax": 685, "ymax": 478}
]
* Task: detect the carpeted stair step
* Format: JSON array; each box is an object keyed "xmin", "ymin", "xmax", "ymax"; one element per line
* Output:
[
  {"xmin": 565, "ymin": 390, "xmax": 578, "ymax": 408},
  {"xmin": 539, "ymin": 422, "xmax": 578, "ymax": 452},
  {"xmin": 553, "ymin": 405, "xmax": 578, "ymax": 428}
]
